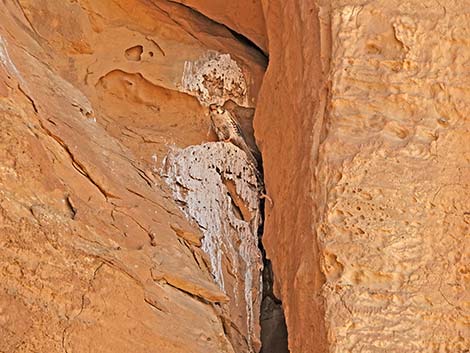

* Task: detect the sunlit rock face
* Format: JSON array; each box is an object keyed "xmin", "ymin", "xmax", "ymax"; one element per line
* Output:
[
  {"xmin": 1, "ymin": 0, "xmax": 468, "ymax": 352},
  {"xmin": 256, "ymin": 1, "xmax": 470, "ymax": 352},
  {"xmin": 0, "ymin": 0, "xmax": 265, "ymax": 352},
  {"xmin": 318, "ymin": 4, "xmax": 470, "ymax": 352}
]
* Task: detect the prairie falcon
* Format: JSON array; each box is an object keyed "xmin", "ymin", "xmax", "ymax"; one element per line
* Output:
[
  {"xmin": 209, "ymin": 104, "xmax": 259, "ymax": 170},
  {"xmin": 209, "ymin": 104, "xmax": 273, "ymax": 205}
]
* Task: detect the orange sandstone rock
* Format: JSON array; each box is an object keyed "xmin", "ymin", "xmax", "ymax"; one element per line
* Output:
[
  {"xmin": 256, "ymin": 0, "xmax": 470, "ymax": 352},
  {"xmin": 0, "ymin": 0, "xmax": 265, "ymax": 352}
]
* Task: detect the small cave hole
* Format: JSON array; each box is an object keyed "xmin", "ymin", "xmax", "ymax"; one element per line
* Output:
[{"xmin": 125, "ymin": 45, "xmax": 143, "ymax": 61}]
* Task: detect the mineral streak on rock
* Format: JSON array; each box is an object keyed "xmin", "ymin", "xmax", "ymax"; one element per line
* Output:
[
  {"xmin": 164, "ymin": 142, "xmax": 263, "ymax": 352},
  {"xmin": 182, "ymin": 51, "xmax": 248, "ymax": 107},
  {"xmin": 0, "ymin": 37, "xmax": 22, "ymax": 82}
]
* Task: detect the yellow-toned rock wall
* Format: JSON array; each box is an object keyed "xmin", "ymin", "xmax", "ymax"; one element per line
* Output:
[
  {"xmin": 321, "ymin": 2, "xmax": 469, "ymax": 351},
  {"xmin": 257, "ymin": 0, "xmax": 469, "ymax": 352}
]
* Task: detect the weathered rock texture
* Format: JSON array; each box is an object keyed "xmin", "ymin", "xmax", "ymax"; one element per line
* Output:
[
  {"xmin": 256, "ymin": 0, "xmax": 469, "ymax": 352},
  {"xmin": 0, "ymin": 0, "xmax": 266, "ymax": 352},
  {"xmin": 320, "ymin": 3, "xmax": 470, "ymax": 351},
  {"xmin": 165, "ymin": 142, "xmax": 263, "ymax": 352},
  {"xmin": 2, "ymin": 0, "xmax": 469, "ymax": 352}
]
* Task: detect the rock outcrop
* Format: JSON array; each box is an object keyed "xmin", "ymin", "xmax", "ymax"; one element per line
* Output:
[
  {"xmin": 256, "ymin": 0, "xmax": 469, "ymax": 352},
  {"xmin": 0, "ymin": 0, "xmax": 265, "ymax": 352},
  {"xmin": 1, "ymin": 0, "xmax": 469, "ymax": 352}
]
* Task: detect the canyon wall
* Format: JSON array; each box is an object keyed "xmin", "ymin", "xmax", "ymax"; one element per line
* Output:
[
  {"xmin": 0, "ymin": 0, "xmax": 266, "ymax": 352},
  {"xmin": 255, "ymin": 1, "xmax": 329, "ymax": 351},
  {"xmin": 1, "ymin": 0, "xmax": 469, "ymax": 352},
  {"xmin": 257, "ymin": 0, "xmax": 469, "ymax": 352}
]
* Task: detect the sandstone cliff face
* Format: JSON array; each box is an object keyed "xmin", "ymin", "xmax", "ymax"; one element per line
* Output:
[
  {"xmin": 2, "ymin": 0, "xmax": 469, "ymax": 352},
  {"xmin": 320, "ymin": 2, "xmax": 470, "ymax": 351},
  {"xmin": 257, "ymin": 0, "xmax": 469, "ymax": 352},
  {"xmin": 0, "ymin": 1, "xmax": 266, "ymax": 352},
  {"xmin": 255, "ymin": 1, "xmax": 329, "ymax": 351}
]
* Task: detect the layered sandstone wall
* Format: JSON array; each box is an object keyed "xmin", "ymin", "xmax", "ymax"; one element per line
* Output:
[{"xmin": 0, "ymin": 1, "xmax": 266, "ymax": 352}]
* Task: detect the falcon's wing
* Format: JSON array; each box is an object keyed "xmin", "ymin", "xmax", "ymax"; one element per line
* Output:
[{"xmin": 228, "ymin": 115, "xmax": 245, "ymax": 139}]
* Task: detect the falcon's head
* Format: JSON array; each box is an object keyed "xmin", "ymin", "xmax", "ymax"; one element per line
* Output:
[{"xmin": 209, "ymin": 103, "xmax": 225, "ymax": 114}]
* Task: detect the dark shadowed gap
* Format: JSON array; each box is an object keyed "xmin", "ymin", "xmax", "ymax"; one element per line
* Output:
[
  {"xmin": 258, "ymin": 200, "xmax": 289, "ymax": 353},
  {"xmin": 226, "ymin": 27, "xmax": 268, "ymax": 59},
  {"xmin": 165, "ymin": 0, "xmax": 268, "ymax": 59}
]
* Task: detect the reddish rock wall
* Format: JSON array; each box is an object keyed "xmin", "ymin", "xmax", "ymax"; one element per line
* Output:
[
  {"xmin": 254, "ymin": 1, "xmax": 329, "ymax": 352},
  {"xmin": 168, "ymin": 0, "xmax": 267, "ymax": 53},
  {"xmin": 1, "ymin": 0, "xmax": 469, "ymax": 352}
]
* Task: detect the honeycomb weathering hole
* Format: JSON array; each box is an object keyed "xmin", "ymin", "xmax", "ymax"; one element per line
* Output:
[{"xmin": 125, "ymin": 45, "xmax": 143, "ymax": 61}]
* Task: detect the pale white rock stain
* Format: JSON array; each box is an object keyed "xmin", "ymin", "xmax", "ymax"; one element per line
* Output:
[
  {"xmin": 0, "ymin": 36, "xmax": 28, "ymax": 89},
  {"xmin": 181, "ymin": 51, "xmax": 248, "ymax": 107},
  {"xmin": 163, "ymin": 142, "xmax": 262, "ymax": 352}
]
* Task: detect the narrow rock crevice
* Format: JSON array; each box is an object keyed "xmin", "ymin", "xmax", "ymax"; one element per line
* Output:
[
  {"xmin": 226, "ymin": 28, "xmax": 268, "ymax": 59},
  {"xmin": 166, "ymin": 0, "xmax": 268, "ymax": 58},
  {"xmin": 258, "ymin": 201, "xmax": 289, "ymax": 353}
]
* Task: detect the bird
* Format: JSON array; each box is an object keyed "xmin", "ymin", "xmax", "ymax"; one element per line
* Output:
[
  {"xmin": 209, "ymin": 103, "xmax": 259, "ymax": 170},
  {"xmin": 209, "ymin": 104, "xmax": 273, "ymax": 206}
]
